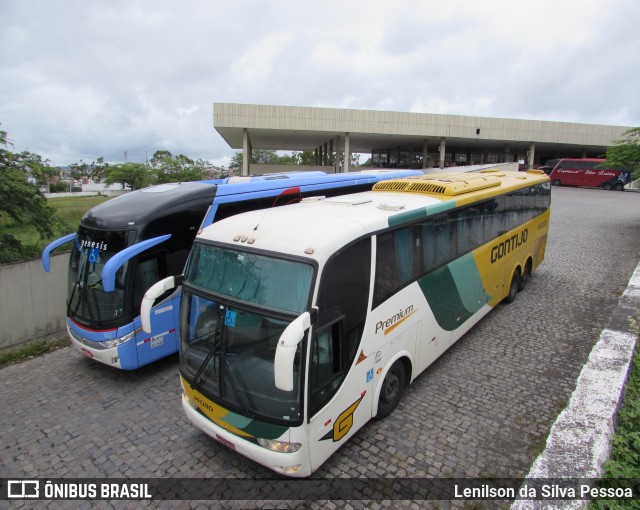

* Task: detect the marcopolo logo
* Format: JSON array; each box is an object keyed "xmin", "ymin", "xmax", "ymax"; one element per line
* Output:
[
  {"xmin": 375, "ymin": 305, "xmax": 416, "ymax": 336},
  {"xmin": 490, "ymin": 228, "xmax": 528, "ymax": 264}
]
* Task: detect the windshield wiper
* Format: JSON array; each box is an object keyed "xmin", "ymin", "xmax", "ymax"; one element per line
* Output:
[
  {"xmin": 191, "ymin": 305, "xmax": 225, "ymax": 393},
  {"xmin": 224, "ymin": 355, "xmax": 256, "ymax": 419},
  {"xmin": 67, "ymin": 280, "xmax": 81, "ymax": 317}
]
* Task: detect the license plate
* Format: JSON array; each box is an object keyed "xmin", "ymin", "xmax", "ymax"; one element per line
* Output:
[
  {"xmin": 81, "ymin": 348, "xmax": 93, "ymax": 359},
  {"xmin": 215, "ymin": 434, "xmax": 236, "ymax": 451},
  {"xmin": 150, "ymin": 335, "xmax": 164, "ymax": 348}
]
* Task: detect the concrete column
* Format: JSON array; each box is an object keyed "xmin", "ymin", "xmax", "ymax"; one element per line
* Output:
[
  {"xmin": 314, "ymin": 148, "xmax": 319, "ymax": 165},
  {"xmin": 528, "ymin": 142, "xmax": 536, "ymax": 169},
  {"xmin": 439, "ymin": 137, "xmax": 446, "ymax": 169},
  {"xmin": 334, "ymin": 135, "xmax": 341, "ymax": 173},
  {"xmin": 505, "ymin": 144, "xmax": 511, "ymax": 163},
  {"xmin": 422, "ymin": 140, "xmax": 429, "ymax": 169},
  {"xmin": 581, "ymin": 148, "xmax": 587, "ymax": 158},
  {"xmin": 323, "ymin": 143, "xmax": 328, "ymax": 166},
  {"xmin": 344, "ymin": 132, "xmax": 350, "ymax": 173},
  {"xmin": 242, "ymin": 128, "xmax": 252, "ymax": 176},
  {"xmin": 329, "ymin": 139, "xmax": 334, "ymax": 166}
]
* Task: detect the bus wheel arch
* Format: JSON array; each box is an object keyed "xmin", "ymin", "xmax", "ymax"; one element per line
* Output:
[{"xmin": 373, "ymin": 355, "xmax": 411, "ymax": 420}]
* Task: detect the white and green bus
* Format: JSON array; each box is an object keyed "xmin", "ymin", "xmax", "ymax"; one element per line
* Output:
[{"xmin": 142, "ymin": 169, "xmax": 551, "ymax": 477}]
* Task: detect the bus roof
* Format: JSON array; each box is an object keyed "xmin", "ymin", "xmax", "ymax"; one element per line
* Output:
[
  {"xmin": 195, "ymin": 170, "xmax": 549, "ymax": 265},
  {"xmin": 80, "ymin": 170, "xmax": 422, "ymax": 231},
  {"xmin": 81, "ymin": 181, "xmax": 218, "ymax": 231}
]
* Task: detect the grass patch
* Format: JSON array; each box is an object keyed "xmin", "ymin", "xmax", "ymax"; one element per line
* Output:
[
  {"xmin": 0, "ymin": 337, "xmax": 69, "ymax": 368},
  {"xmin": 0, "ymin": 195, "xmax": 112, "ymax": 262},
  {"xmin": 48, "ymin": 195, "xmax": 111, "ymax": 225},
  {"xmin": 589, "ymin": 344, "xmax": 640, "ymax": 509}
]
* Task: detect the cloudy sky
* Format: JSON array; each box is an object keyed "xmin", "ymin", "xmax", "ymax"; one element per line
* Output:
[{"xmin": 1, "ymin": 0, "xmax": 639, "ymax": 167}]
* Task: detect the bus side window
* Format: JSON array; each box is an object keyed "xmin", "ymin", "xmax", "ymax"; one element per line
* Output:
[
  {"xmin": 133, "ymin": 252, "xmax": 168, "ymax": 307},
  {"xmin": 214, "ymin": 198, "xmax": 271, "ymax": 222},
  {"xmin": 456, "ymin": 206, "xmax": 483, "ymax": 254}
]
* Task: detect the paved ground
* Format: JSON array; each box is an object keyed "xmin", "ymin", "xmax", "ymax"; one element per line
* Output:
[{"xmin": 2, "ymin": 186, "xmax": 640, "ymax": 509}]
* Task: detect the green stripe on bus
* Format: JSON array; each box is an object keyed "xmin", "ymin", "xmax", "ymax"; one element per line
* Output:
[
  {"xmin": 242, "ymin": 419, "xmax": 289, "ymax": 440},
  {"xmin": 388, "ymin": 201, "xmax": 455, "ymax": 227},
  {"xmin": 417, "ymin": 256, "xmax": 485, "ymax": 331},
  {"xmin": 448, "ymin": 253, "xmax": 490, "ymax": 312}
]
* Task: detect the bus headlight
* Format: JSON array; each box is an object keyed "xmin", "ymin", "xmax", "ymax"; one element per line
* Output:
[
  {"xmin": 183, "ymin": 392, "xmax": 198, "ymax": 410},
  {"xmin": 276, "ymin": 465, "xmax": 302, "ymax": 474},
  {"xmin": 102, "ymin": 330, "xmax": 135, "ymax": 349},
  {"xmin": 257, "ymin": 438, "xmax": 301, "ymax": 453}
]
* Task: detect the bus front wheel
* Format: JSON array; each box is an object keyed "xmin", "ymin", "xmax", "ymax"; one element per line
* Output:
[
  {"xmin": 504, "ymin": 270, "xmax": 520, "ymax": 304},
  {"xmin": 602, "ymin": 182, "xmax": 613, "ymax": 190},
  {"xmin": 376, "ymin": 361, "xmax": 406, "ymax": 419}
]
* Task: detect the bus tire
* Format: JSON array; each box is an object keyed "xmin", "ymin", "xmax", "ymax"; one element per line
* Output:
[
  {"xmin": 518, "ymin": 259, "xmax": 532, "ymax": 291},
  {"xmin": 504, "ymin": 269, "xmax": 520, "ymax": 304},
  {"xmin": 552, "ymin": 179, "xmax": 561, "ymax": 186},
  {"xmin": 602, "ymin": 182, "xmax": 613, "ymax": 190},
  {"xmin": 376, "ymin": 360, "xmax": 406, "ymax": 419},
  {"xmin": 614, "ymin": 183, "xmax": 624, "ymax": 191}
]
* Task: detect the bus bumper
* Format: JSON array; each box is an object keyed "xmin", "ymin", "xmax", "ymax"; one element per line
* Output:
[
  {"xmin": 181, "ymin": 393, "xmax": 312, "ymax": 478},
  {"xmin": 68, "ymin": 328, "xmax": 122, "ymax": 368},
  {"xmin": 66, "ymin": 321, "xmax": 139, "ymax": 370}
]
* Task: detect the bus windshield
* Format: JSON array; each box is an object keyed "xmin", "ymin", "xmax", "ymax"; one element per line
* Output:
[
  {"xmin": 180, "ymin": 243, "xmax": 315, "ymax": 424},
  {"xmin": 67, "ymin": 227, "xmax": 131, "ymax": 328}
]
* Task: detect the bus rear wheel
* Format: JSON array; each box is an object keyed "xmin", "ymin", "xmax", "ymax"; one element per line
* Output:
[
  {"xmin": 552, "ymin": 179, "xmax": 561, "ymax": 186},
  {"xmin": 518, "ymin": 259, "xmax": 532, "ymax": 291},
  {"xmin": 376, "ymin": 361, "xmax": 406, "ymax": 419},
  {"xmin": 602, "ymin": 182, "xmax": 613, "ymax": 190},
  {"xmin": 504, "ymin": 270, "xmax": 520, "ymax": 303}
]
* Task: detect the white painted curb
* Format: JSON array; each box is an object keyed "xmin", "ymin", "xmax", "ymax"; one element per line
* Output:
[{"xmin": 511, "ymin": 262, "xmax": 640, "ymax": 510}]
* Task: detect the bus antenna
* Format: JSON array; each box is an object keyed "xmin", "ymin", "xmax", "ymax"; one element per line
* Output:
[{"xmin": 253, "ymin": 186, "xmax": 301, "ymax": 231}]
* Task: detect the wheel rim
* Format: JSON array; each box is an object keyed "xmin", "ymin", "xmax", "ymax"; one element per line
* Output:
[
  {"xmin": 509, "ymin": 273, "xmax": 519, "ymax": 299},
  {"xmin": 381, "ymin": 370, "xmax": 400, "ymax": 404}
]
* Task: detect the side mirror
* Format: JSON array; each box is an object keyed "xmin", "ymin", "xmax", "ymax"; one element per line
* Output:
[
  {"xmin": 274, "ymin": 312, "xmax": 311, "ymax": 392},
  {"xmin": 41, "ymin": 233, "xmax": 76, "ymax": 272},
  {"xmin": 140, "ymin": 275, "xmax": 182, "ymax": 333},
  {"xmin": 102, "ymin": 234, "xmax": 171, "ymax": 292}
]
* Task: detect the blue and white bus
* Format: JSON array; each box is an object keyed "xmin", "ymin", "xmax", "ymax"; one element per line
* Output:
[{"xmin": 42, "ymin": 170, "xmax": 422, "ymax": 370}]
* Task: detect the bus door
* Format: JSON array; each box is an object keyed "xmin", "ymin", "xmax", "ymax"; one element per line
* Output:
[
  {"xmin": 306, "ymin": 239, "xmax": 373, "ymax": 472},
  {"xmin": 132, "ymin": 250, "xmax": 180, "ymax": 366}
]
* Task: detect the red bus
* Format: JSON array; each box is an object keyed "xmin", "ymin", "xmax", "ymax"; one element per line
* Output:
[{"xmin": 546, "ymin": 158, "xmax": 632, "ymax": 191}]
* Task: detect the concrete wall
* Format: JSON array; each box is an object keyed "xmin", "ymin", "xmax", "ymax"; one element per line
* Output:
[{"xmin": 0, "ymin": 253, "xmax": 68, "ymax": 349}]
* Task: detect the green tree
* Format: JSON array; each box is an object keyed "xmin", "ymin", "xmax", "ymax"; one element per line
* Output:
[
  {"xmin": 67, "ymin": 157, "xmax": 109, "ymax": 183},
  {"xmin": 604, "ymin": 127, "xmax": 640, "ymax": 180},
  {"xmin": 90, "ymin": 157, "xmax": 109, "ymax": 182},
  {"xmin": 68, "ymin": 160, "xmax": 90, "ymax": 181},
  {"xmin": 104, "ymin": 162, "xmax": 153, "ymax": 190},
  {"xmin": 150, "ymin": 150, "xmax": 205, "ymax": 183},
  {"xmin": 229, "ymin": 149, "xmax": 305, "ymax": 171},
  {"xmin": 15, "ymin": 151, "xmax": 61, "ymax": 192},
  {"xmin": 0, "ymin": 126, "xmax": 66, "ymax": 264},
  {"xmin": 298, "ymin": 150, "xmax": 316, "ymax": 165}
]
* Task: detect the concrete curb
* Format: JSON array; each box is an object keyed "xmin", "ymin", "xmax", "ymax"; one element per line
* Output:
[{"xmin": 511, "ymin": 262, "xmax": 640, "ymax": 510}]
